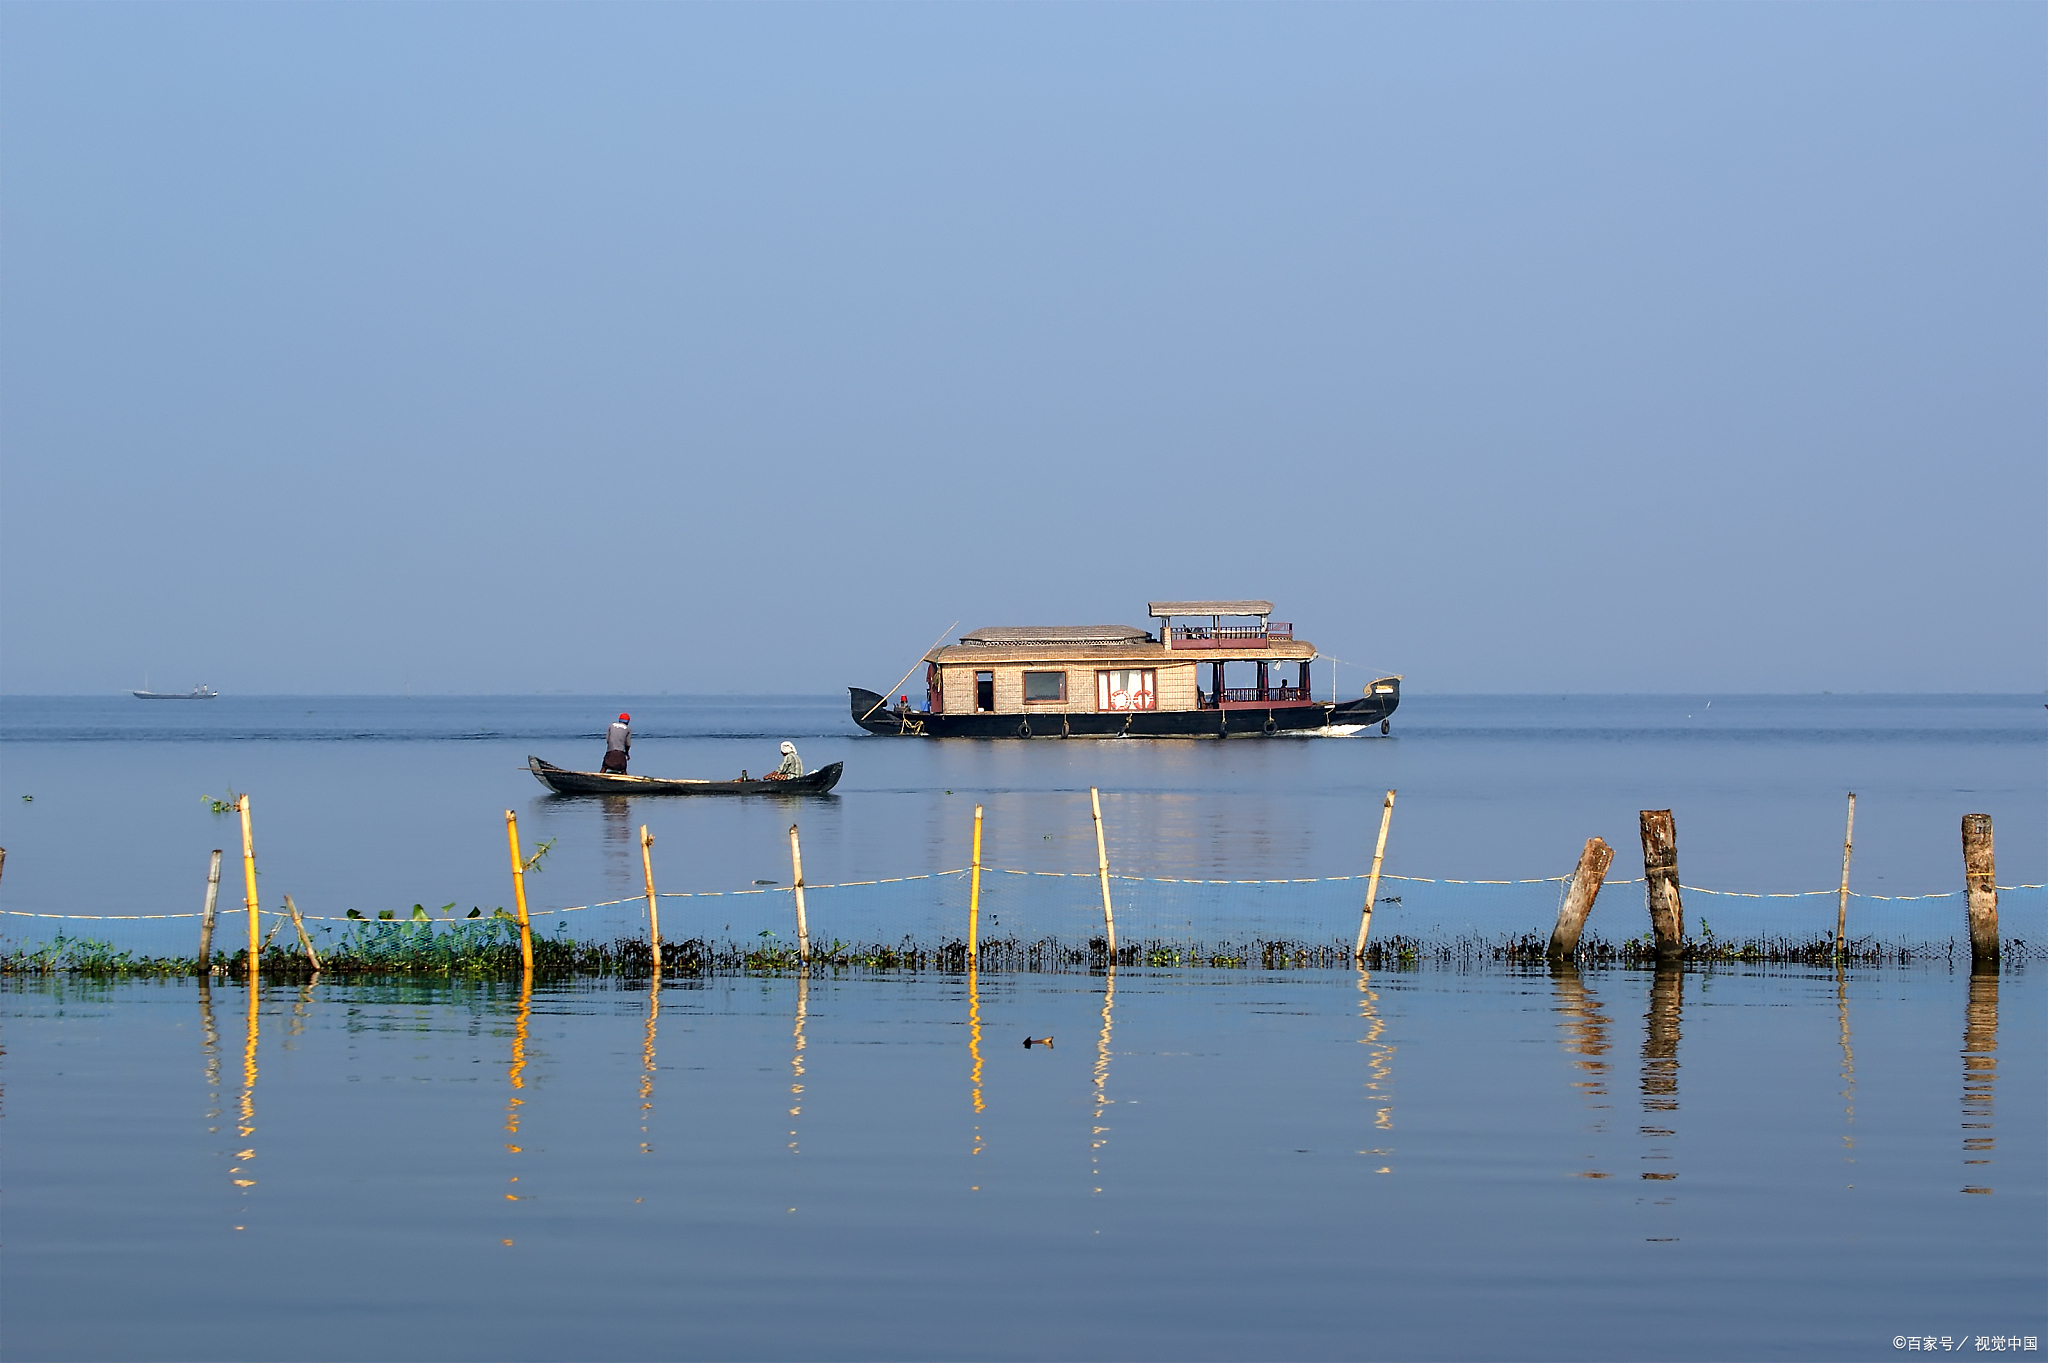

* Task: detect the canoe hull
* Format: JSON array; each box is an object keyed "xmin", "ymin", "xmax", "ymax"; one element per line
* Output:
[
  {"xmin": 847, "ymin": 682, "xmax": 1399, "ymax": 738},
  {"xmin": 528, "ymin": 757, "xmax": 844, "ymax": 796}
]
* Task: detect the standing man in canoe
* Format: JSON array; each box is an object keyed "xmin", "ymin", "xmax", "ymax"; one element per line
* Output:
[
  {"xmin": 766, "ymin": 740, "xmax": 803, "ymax": 781},
  {"xmin": 602, "ymin": 713, "xmax": 632, "ymax": 773}
]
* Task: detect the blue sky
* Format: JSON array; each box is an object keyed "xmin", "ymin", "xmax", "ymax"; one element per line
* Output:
[{"xmin": 2, "ymin": 2, "xmax": 2040, "ymax": 694}]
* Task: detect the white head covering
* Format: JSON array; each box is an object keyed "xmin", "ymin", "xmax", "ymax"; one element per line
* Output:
[{"xmin": 780, "ymin": 741, "xmax": 795, "ymax": 754}]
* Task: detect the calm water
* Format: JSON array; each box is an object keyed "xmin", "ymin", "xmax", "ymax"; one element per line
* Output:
[
  {"xmin": 1, "ymin": 695, "xmax": 2042, "ymax": 1358},
  {"xmin": 3, "ymin": 965, "xmax": 2040, "ymax": 1360}
]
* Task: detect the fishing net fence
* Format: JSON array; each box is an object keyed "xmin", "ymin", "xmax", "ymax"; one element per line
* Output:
[{"xmin": 4, "ymin": 863, "xmax": 2041, "ymax": 971}]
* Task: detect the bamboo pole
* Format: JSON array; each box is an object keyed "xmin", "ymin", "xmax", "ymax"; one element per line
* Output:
[
  {"xmin": 0, "ymin": 846, "xmax": 7, "ymax": 885},
  {"xmin": 1547, "ymin": 836, "xmax": 1614, "ymax": 960},
  {"xmin": 1834, "ymin": 793, "xmax": 1856, "ymax": 954},
  {"xmin": 198, "ymin": 849, "xmax": 223, "ymax": 971},
  {"xmin": 505, "ymin": 810, "xmax": 534, "ymax": 975},
  {"xmin": 1640, "ymin": 810, "xmax": 1684, "ymax": 958},
  {"xmin": 1354, "ymin": 790, "xmax": 1396, "ymax": 958},
  {"xmin": 640, "ymin": 825, "xmax": 662, "ymax": 959},
  {"xmin": 238, "ymin": 796, "xmax": 260, "ymax": 977},
  {"xmin": 283, "ymin": 894, "xmax": 321, "ymax": 973},
  {"xmin": 969, "ymin": 805, "xmax": 983, "ymax": 961},
  {"xmin": 788, "ymin": 823, "xmax": 810, "ymax": 962},
  {"xmin": 1089, "ymin": 788, "xmax": 1117, "ymax": 961},
  {"xmin": 1962, "ymin": 814, "xmax": 1999, "ymax": 969}
]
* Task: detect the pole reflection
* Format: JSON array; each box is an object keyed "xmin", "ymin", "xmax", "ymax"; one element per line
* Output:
[
  {"xmin": 1356, "ymin": 970, "xmax": 1395, "ymax": 1172},
  {"xmin": 1639, "ymin": 964, "xmax": 1682, "ymax": 1210},
  {"xmin": 231, "ymin": 982, "xmax": 259, "ymax": 1204},
  {"xmin": 502, "ymin": 976, "xmax": 532, "ymax": 1234},
  {"xmin": 788, "ymin": 967, "xmax": 808, "ymax": 1156},
  {"xmin": 640, "ymin": 964, "xmax": 661, "ymax": 1156},
  {"xmin": 1549, "ymin": 962, "xmax": 1610, "ymax": 1179},
  {"xmin": 1836, "ymin": 967, "xmax": 1856, "ymax": 1178},
  {"xmin": 1961, "ymin": 971, "xmax": 1998, "ymax": 1195},
  {"xmin": 967, "ymin": 964, "xmax": 985, "ymax": 1171},
  {"xmin": 1091, "ymin": 968, "xmax": 1115, "ymax": 1195}
]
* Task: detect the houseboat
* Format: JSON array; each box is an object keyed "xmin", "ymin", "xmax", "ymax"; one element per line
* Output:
[{"xmin": 850, "ymin": 601, "xmax": 1399, "ymax": 738}]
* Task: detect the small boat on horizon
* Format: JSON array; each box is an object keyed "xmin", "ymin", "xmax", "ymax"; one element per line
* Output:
[
  {"xmin": 527, "ymin": 756, "xmax": 845, "ymax": 797},
  {"xmin": 852, "ymin": 600, "xmax": 1400, "ymax": 739},
  {"xmin": 132, "ymin": 684, "xmax": 218, "ymax": 700}
]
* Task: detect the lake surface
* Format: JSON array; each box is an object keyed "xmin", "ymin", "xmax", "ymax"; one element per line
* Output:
[{"xmin": 1, "ymin": 694, "xmax": 2042, "ymax": 1358}]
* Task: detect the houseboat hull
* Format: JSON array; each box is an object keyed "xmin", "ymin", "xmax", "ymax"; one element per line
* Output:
[{"xmin": 848, "ymin": 683, "xmax": 1398, "ymax": 738}]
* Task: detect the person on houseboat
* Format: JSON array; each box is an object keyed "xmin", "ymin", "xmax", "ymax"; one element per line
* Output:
[
  {"xmin": 766, "ymin": 740, "xmax": 803, "ymax": 780},
  {"xmin": 602, "ymin": 713, "xmax": 631, "ymax": 773}
]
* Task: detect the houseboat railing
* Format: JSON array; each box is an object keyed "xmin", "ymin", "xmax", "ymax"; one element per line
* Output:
[
  {"xmin": 1200, "ymin": 685, "xmax": 1313, "ymax": 707},
  {"xmin": 1171, "ymin": 623, "xmax": 1292, "ymax": 645}
]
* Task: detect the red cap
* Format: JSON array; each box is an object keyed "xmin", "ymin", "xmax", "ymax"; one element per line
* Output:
[{"xmin": 619, "ymin": 713, "xmax": 630, "ymax": 722}]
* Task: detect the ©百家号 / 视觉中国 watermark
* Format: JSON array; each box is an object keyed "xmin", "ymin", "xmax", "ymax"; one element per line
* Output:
[{"xmin": 1893, "ymin": 1338, "xmax": 2038, "ymax": 1353}]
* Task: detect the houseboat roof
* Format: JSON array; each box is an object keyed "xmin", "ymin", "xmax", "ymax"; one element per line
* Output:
[
  {"xmin": 927, "ymin": 637, "xmax": 1316, "ymax": 666},
  {"xmin": 959, "ymin": 625, "xmax": 1152, "ymax": 646},
  {"xmin": 1148, "ymin": 600, "xmax": 1274, "ymax": 618}
]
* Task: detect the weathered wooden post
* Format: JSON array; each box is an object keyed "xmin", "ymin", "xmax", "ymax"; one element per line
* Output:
[
  {"xmin": 238, "ymin": 797, "xmax": 261, "ymax": 977},
  {"xmin": 1639, "ymin": 810, "xmax": 1684, "ymax": 958},
  {"xmin": 1089, "ymin": 788, "xmax": 1118, "ymax": 961},
  {"xmin": 283, "ymin": 894, "xmax": 321, "ymax": 973},
  {"xmin": 1835, "ymin": 793, "xmax": 1856, "ymax": 954},
  {"xmin": 639, "ymin": 825, "xmax": 662, "ymax": 958},
  {"xmin": 1962, "ymin": 814, "xmax": 1999, "ymax": 969},
  {"xmin": 788, "ymin": 823, "xmax": 810, "ymax": 962},
  {"xmin": 1547, "ymin": 837, "xmax": 1614, "ymax": 960},
  {"xmin": 504, "ymin": 810, "xmax": 534, "ymax": 975},
  {"xmin": 198, "ymin": 849, "xmax": 223, "ymax": 971},
  {"xmin": 1354, "ymin": 791, "xmax": 1396, "ymax": 958},
  {"xmin": 969, "ymin": 805, "xmax": 983, "ymax": 960}
]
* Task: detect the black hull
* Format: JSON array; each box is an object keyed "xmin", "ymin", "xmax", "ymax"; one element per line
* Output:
[
  {"xmin": 847, "ymin": 683, "xmax": 1398, "ymax": 738},
  {"xmin": 528, "ymin": 757, "xmax": 844, "ymax": 796}
]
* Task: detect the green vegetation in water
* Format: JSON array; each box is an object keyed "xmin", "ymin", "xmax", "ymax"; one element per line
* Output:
[{"xmin": 203, "ymin": 788, "xmax": 243, "ymax": 815}]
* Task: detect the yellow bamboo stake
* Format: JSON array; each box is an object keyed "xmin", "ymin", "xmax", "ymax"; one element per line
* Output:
[
  {"xmin": 238, "ymin": 796, "xmax": 260, "ymax": 977},
  {"xmin": 1354, "ymin": 790, "xmax": 1396, "ymax": 959},
  {"xmin": 640, "ymin": 825, "xmax": 662, "ymax": 958},
  {"xmin": 1090, "ymin": 788, "xmax": 1117, "ymax": 960},
  {"xmin": 969, "ymin": 805, "xmax": 983, "ymax": 960},
  {"xmin": 788, "ymin": 823, "xmax": 810, "ymax": 962},
  {"xmin": 505, "ymin": 810, "xmax": 534, "ymax": 975},
  {"xmin": 1834, "ymin": 792, "xmax": 1856, "ymax": 955}
]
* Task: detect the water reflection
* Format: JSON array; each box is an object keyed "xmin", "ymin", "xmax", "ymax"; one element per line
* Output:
[
  {"xmin": 788, "ymin": 968, "xmax": 808, "ymax": 1156},
  {"xmin": 1549, "ymin": 963, "xmax": 1609, "ymax": 1179},
  {"xmin": 639, "ymin": 967, "xmax": 660, "ymax": 1156},
  {"xmin": 1961, "ymin": 972, "xmax": 1997, "ymax": 1195},
  {"xmin": 967, "ymin": 965, "xmax": 985, "ymax": 1170},
  {"xmin": 232, "ymin": 983, "xmax": 259, "ymax": 1201},
  {"xmin": 1639, "ymin": 965, "xmax": 1682, "ymax": 1209},
  {"xmin": 1091, "ymin": 969, "xmax": 1115, "ymax": 1195},
  {"xmin": 1836, "ymin": 968, "xmax": 1856, "ymax": 1177},
  {"xmin": 502, "ymin": 978, "xmax": 532, "ymax": 1232},
  {"xmin": 1356, "ymin": 971, "xmax": 1395, "ymax": 1172}
]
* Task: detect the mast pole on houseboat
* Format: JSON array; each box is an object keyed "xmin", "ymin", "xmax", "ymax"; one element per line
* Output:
[{"xmin": 859, "ymin": 621, "xmax": 959, "ymax": 724}]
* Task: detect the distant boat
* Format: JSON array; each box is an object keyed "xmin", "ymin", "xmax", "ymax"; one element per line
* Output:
[{"xmin": 133, "ymin": 685, "xmax": 218, "ymax": 700}]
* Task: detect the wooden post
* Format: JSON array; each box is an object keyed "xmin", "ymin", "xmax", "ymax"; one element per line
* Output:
[
  {"xmin": 1640, "ymin": 810, "xmax": 1684, "ymax": 958},
  {"xmin": 788, "ymin": 823, "xmax": 810, "ymax": 962},
  {"xmin": 1835, "ymin": 793, "xmax": 1856, "ymax": 954},
  {"xmin": 640, "ymin": 825, "xmax": 662, "ymax": 959},
  {"xmin": 1090, "ymin": 788, "xmax": 1117, "ymax": 960},
  {"xmin": 1547, "ymin": 836, "xmax": 1614, "ymax": 960},
  {"xmin": 0, "ymin": 846, "xmax": 6, "ymax": 885},
  {"xmin": 969, "ymin": 805, "xmax": 983, "ymax": 960},
  {"xmin": 505, "ymin": 810, "xmax": 534, "ymax": 975},
  {"xmin": 238, "ymin": 796, "xmax": 260, "ymax": 975},
  {"xmin": 1354, "ymin": 790, "xmax": 1396, "ymax": 958},
  {"xmin": 283, "ymin": 894, "xmax": 321, "ymax": 973},
  {"xmin": 1962, "ymin": 814, "xmax": 1999, "ymax": 969},
  {"xmin": 198, "ymin": 849, "xmax": 223, "ymax": 970}
]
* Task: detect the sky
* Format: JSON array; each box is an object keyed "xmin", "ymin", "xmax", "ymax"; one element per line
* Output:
[{"xmin": 1, "ymin": 2, "xmax": 2041, "ymax": 696}]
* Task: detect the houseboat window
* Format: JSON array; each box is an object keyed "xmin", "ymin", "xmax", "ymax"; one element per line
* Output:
[
  {"xmin": 975, "ymin": 671, "xmax": 995, "ymax": 713},
  {"xmin": 1023, "ymin": 671, "xmax": 1067, "ymax": 703},
  {"xmin": 1096, "ymin": 668, "xmax": 1157, "ymax": 712}
]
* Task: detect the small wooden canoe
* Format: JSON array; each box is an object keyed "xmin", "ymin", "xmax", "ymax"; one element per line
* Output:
[{"xmin": 527, "ymin": 756, "xmax": 844, "ymax": 797}]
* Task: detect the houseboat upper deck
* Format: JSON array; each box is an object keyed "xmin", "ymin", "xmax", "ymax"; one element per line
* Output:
[{"xmin": 850, "ymin": 601, "xmax": 1399, "ymax": 738}]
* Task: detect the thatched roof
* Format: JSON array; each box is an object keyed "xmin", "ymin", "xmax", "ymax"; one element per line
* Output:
[
  {"xmin": 1147, "ymin": 600, "xmax": 1275, "ymax": 618},
  {"xmin": 959, "ymin": 625, "xmax": 1151, "ymax": 646}
]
